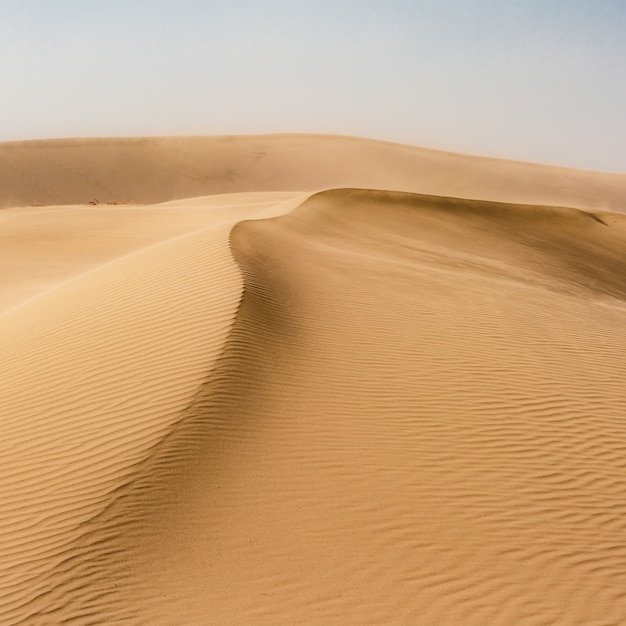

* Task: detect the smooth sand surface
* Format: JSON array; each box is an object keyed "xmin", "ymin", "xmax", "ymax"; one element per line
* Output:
[
  {"xmin": 1, "ymin": 136, "xmax": 626, "ymax": 625},
  {"xmin": 1, "ymin": 134, "xmax": 626, "ymax": 213}
]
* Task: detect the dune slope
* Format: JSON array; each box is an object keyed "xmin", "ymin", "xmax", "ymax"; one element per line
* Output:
[
  {"xmin": 1, "ymin": 134, "xmax": 625, "ymax": 213},
  {"xmin": 17, "ymin": 189, "xmax": 626, "ymax": 625},
  {"xmin": 0, "ymin": 193, "xmax": 297, "ymax": 312},
  {"xmin": 0, "ymin": 192, "xmax": 306, "ymax": 624}
]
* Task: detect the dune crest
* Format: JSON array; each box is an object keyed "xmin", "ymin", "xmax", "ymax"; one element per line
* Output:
[{"xmin": 0, "ymin": 192, "xmax": 306, "ymax": 624}]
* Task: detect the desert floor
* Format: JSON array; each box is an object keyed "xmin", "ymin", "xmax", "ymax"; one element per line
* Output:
[{"xmin": 1, "ymin": 135, "xmax": 626, "ymax": 625}]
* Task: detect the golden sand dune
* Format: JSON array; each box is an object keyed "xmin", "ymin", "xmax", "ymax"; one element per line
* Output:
[
  {"xmin": 2, "ymin": 137, "xmax": 626, "ymax": 624},
  {"xmin": 0, "ymin": 193, "xmax": 298, "ymax": 312},
  {"xmin": 0, "ymin": 191, "xmax": 307, "ymax": 623},
  {"xmin": 1, "ymin": 134, "xmax": 625, "ymax": 213}
]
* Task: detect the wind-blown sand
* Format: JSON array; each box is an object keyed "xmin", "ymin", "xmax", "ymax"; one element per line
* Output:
[
  {"xmin": 1, "ymin": 134, "xmax": 626, "ymax": 213},
  {"xmin": 1, "ymin": 136, "xmax": 626, "ymax": 625}
]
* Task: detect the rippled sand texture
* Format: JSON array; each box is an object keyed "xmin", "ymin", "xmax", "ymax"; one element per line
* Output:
[
  {"xmin": 6, "ymin": 188, "xmax": 625, "ymax": 625},
  {"xmin": 0, "ymin": 191, "xmax": 307, "ymax": 624},
  {"xmin": 1, "ymin": 131, "xmax": 626, "ymax": 625}
]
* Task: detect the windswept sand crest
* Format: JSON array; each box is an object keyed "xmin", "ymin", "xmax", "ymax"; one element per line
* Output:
[
  {"xmin": 21, "ymin": 190, "xmax": 626, "ymax": 624},
  {"xmin": 0, "ymin": 192, "xmax": 306, "ymax": 624},
  {"xmin": 1, "ymin": 134, "xmax": 625, "ymax": 213},
  {"xmin": 0, "ymin": 192, "xmax": 296, "ymax": 312}
]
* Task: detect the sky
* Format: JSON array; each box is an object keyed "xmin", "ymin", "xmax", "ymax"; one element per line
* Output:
[{"xmin": 0, "ymin": 0, "xmax": 624, "ymax": 171}]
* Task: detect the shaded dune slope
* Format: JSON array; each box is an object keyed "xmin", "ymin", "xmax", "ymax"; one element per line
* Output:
[
  {"xmin": 23, "ymin": 190, "xmax": 626, "ymax": 624},
  {"xmin": 1, "ymin": 135, "xmax": 625, "ymax": 213},
  {"xmin": 0, "ymin": 192, "xmax": 306, "ymax": 624}
]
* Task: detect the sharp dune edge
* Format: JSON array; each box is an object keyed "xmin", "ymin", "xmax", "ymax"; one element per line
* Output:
[{"xmin": 1, "ymin": 136, "xmax": 626, "ymax": 625}]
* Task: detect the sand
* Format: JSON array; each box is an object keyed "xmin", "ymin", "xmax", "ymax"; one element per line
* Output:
[
  {"xmin": 1, "ymin": 134, "xmax": 626, "ymax": 214},
  {"xmin": 1, "ymin": 136, "xmax": 626, "ymax": 625}
]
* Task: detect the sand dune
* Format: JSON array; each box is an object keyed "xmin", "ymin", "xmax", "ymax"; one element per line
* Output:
[
  {"xmin": 2, "ymin": 137, "xmax": 626, "ymax": 624},
  {"xmin": 0, "ymin": 192, "xmax": 299, "ymax": 312},
  {"xmin": 1, "ymin": 134, "xmax": 625, "ymax": 213},
  {"xmin": 0, "ymin": 191, "xmax": 307, "ymax": 624}
]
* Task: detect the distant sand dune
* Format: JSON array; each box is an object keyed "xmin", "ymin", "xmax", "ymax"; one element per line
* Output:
[
  {"xmin": 8, "ymin": 189, "xmax": 626, "ymax": 624},
  {"xmin": 1, "ymin": 134, "xmax": 625, "ymax": 213},
  {"xmin": 0, "ymin": 193, "xmax": 295, "ymax": 312}
]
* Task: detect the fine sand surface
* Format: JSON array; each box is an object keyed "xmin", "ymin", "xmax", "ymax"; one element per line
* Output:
[
  {"xmin": 1, "ymin": 134, "xmax": 626, "ymax": 214},
  {"xmin": 1, "ymin": 137, "xmax": 626, "ymax": 625}
]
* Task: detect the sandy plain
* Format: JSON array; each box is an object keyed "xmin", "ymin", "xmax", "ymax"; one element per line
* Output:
[{"xmin": 1, "ymin": 135, "xmax": 626, "ymax": 625}]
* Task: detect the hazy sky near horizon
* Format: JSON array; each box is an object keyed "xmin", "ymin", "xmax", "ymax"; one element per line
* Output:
[{"xmin": 1, "ymin": 0, "xmax": 624, "ymax": 171}]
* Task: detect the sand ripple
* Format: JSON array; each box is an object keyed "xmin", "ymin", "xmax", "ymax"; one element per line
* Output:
[{"xmin": 8, "ymin": 190, "xmax": 625, "ymax": 624}]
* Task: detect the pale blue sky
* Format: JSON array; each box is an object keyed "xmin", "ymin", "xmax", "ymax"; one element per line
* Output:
[{"xmin": 1, "ymin": 0, "xmax": 624, "ymax": 171}]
